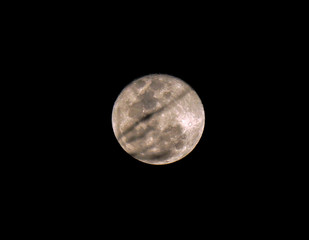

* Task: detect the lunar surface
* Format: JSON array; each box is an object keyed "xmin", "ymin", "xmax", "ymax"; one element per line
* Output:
[{"xmin": 112, "ymin": 74, "xmax": 205, "ymax": 165}]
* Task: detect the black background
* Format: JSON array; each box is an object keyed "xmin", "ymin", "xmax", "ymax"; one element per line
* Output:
[
  {"xmin": 42, "ymin": 14, "xmax": 265, "ymax": 181},
  {"xmin": 11, "ymin": 3, "xmax": 287, "ymax": 235}
]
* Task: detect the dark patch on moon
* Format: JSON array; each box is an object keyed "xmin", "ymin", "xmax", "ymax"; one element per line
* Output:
[
  {"xmin": 126, "ymin": 126, "xmax": 153, "ymax": 143},
  {"xmin": 130, "ymin": 146, "xmax": 171, "ymax": 162},
  {"xmin": 141, "ymin": 90, "xmax": 157, "ymax": 109},
  {"xmin": 125, "ymin": 123, "xmax": 186, "ymax": 163},
  {"xmin": 150, "ymin": 80, "xmax": 164, "ymax": 90},
  {"xmin": 144, "ymin": 150, "xmax": 171, "ymax": 161},
  {"xmin": 163, "ymin": 124, "xmax": 183, "ymax": 137},
  {"xmin": 135, "ymin": 79, "xmax": 146, "ymax": 89},
  {"xmin": 128, "ymin": 102, "xmax": 143, "ymax": 118},
  {"xmin": 175, "ymin": 140, "xmax": 184, "ymax": 150}
]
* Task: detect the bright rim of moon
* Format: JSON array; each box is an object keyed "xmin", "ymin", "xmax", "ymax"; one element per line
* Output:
[{"xmin": 112, "ymin": 74, "xmax": 205, "ymax": 165}]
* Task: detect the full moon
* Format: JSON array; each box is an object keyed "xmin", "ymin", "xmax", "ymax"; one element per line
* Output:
[{"xmin": 112, "ymin": 74, "xmax": 205, "ymax": 165}]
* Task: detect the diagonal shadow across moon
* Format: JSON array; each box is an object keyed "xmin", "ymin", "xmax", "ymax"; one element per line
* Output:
[{"xmin": 116, "ymin": 88, "xmax": 191, "ymax": 142}]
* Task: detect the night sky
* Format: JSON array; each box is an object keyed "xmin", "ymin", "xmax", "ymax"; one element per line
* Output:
[
  {"xmin": 35, "ymin": 10, "xmax": 267, "ymax": 196},
  {"xmin": 51, "ymin": 31, "xmax": 261, "ymax": 194},
  {"xmin": 18, "ymin": 4, "xmax": 280, "ymax": 233}
]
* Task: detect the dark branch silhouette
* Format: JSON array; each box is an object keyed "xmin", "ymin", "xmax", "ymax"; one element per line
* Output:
[{"xmin": 117, "ymin": 88, "xmax": 191, "ymax": 141}]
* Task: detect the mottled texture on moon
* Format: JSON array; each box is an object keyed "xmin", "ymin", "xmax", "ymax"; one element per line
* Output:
[{"xmin": 112, "ymin": 74, "xmax": 205, "ymax": 165}]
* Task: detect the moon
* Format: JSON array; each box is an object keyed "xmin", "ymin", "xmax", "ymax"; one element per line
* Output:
[{"xmin": 112, "ymin": 74, "xmax": 205, "ymax": 165}]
